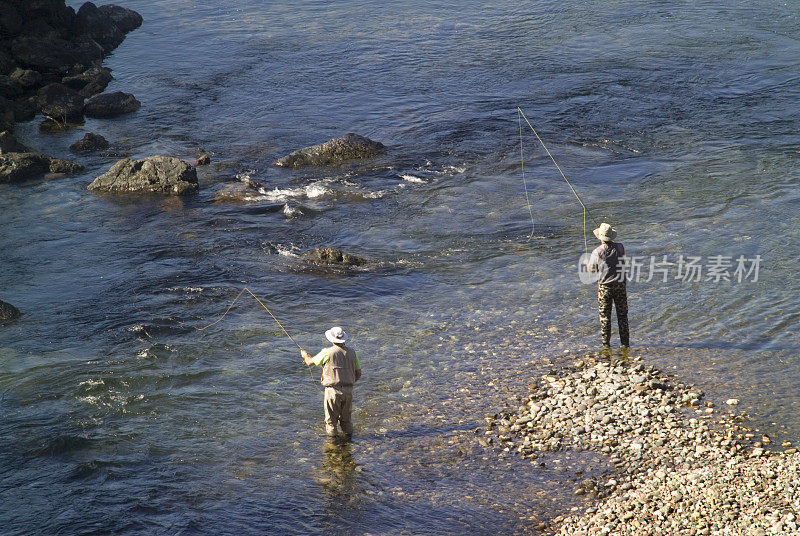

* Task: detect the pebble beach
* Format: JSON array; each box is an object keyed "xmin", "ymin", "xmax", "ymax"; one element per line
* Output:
[{"xmin": 487, "ymin": 355, "xmax": 800, "ymax": 535}]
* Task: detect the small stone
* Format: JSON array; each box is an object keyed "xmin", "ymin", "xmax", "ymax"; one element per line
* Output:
[
  {"xmin": 725, "ymin": 398, "xmax": 740, "ymax": 406},
  {"xmin": 70, "ymin": 132, "xmax": 109, "ymax": 153}
]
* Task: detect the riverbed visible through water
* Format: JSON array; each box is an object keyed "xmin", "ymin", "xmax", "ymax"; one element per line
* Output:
[{"xmin": 2, "ymin": 1, "xmax": 800, "ymax": 534}]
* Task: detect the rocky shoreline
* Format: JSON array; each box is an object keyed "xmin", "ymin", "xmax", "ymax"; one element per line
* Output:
[
  {"xmin": 487, "ymin": 355, "xmax": 799, "ymax": 535},
  {"xmin": 0, "ymin": 0, "xmax": 142, "ymax": 183}
]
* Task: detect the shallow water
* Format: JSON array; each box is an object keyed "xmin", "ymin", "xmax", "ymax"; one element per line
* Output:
[{"xmin": 2, "ymin": 1, "xmax": 800, "ymax": 534}]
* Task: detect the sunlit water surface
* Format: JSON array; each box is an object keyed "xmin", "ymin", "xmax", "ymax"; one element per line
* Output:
[{"xmin": 2, "ymin": 1, "xmax": 800, "ymax": 534}]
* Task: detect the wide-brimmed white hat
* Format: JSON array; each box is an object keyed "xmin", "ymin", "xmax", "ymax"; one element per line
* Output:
[
  {"xmin": 593, "ymin": 222, "xmax": 617, "ymax": 241},
  {"xmin": 325, "ymin": 326, "xmax": 348, "ymax": 344}
]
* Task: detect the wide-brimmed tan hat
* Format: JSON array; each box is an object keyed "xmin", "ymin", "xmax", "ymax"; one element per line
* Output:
[
  {"xmin": 593, "ymin": 222, "xmax": 617, "ymax": 241},
  {"xmin": 325, "ymin": 326, "xmax": 348, "ymax": 344}
]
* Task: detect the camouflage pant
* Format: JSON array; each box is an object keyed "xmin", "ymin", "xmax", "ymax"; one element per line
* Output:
[{"xmin": 598, "ymin": 281, "xmax": 629, "ymax": 346}]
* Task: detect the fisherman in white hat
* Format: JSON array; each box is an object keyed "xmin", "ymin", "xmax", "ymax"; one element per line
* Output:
[
  {"xmin": 585, "ymin": 223, "xmax": 630, "ymax": 348},
  {"xmin": 302, "ymin": 327, "xmax": 361, "ymax": 438}
]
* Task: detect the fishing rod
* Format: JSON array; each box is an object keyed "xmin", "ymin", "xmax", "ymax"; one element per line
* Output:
[
  {"xmin": 176, "ymin": 287, "xmax": 316, "ymax": 384},
  {"xmin": 517, "ymin": 106, "xmax": 600, "ymax": 254}
]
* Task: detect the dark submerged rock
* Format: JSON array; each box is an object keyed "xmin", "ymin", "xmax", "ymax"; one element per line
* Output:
[
  {"xmin": 301, "ymin": 248, "xmax": 368, "ymax": 267},
  {"xmin": 0, "ymin": 300, "xmax": 21, "ymax": 324},
  {"xmin": 88, "ymin": 156, "xmax": 199, "ymax": 195},
  {"xmin": 275, "ymin": 133, "xmax": 386, "ymax": 168},
  {"xmin": 69, "ymin": 132, "xmax": 109, "ymax": 153},
  {"xmin": 84, "ymin": 91, "xmax": 140, "ymax": 118},
  {"xmin": 37, "ymin": 83, "xmax": 84, "ymax": 123},
  {"xmin": 61, "ymin": 66, "xmax": 112, "ymax": 97}
]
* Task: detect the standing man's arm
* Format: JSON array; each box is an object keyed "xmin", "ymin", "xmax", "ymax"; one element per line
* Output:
[
  {"xmin": 354, "ymin": 353, "xmax": 361, "ymax": 382},
  {"xmin": 301, "ymin": 349, "xmax": 329, "ymax": 366}
]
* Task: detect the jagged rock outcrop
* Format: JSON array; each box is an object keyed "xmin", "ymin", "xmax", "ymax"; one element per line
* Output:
[
  {"xmin": 275, "ymin": 133, "xmax": 386, "ymax": 168},
  {"xmin": 88, "ymin": 156, "xmax": 199, "ymax": 195}
]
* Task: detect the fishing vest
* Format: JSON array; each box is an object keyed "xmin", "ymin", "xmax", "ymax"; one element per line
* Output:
[
  {"xmin": 321, "ymin": 344, "xmax": 358, "ymax": 388},
  {"xmin": 594, "ymin": 242, "xmax": 625, "ymax": 285}
]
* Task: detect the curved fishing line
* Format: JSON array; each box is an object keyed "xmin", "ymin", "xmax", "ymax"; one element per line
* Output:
[
  {"xmin": 176, "ymin": 287, "xmax": 315, "ymax": 384},
  {"xmin": 517, "ymin": 107, "xmax": 599, "ymax": 255},
  {"xmin": 518, "ymin": 108, "xmax": 535, "ymax": 240}
]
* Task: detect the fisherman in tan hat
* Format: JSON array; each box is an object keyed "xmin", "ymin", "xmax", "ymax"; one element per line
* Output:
[
  {"xmin": 301, "ymin": 327, "xmax": 361, "ymax": 438},
  {"xmin": 585, "ymin": 223, "xmax": 630, "ymax": 348}
]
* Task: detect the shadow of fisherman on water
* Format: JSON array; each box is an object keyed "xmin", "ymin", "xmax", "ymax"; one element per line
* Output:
[{"xmin": 302, "ymin": 327, "xmax": 362, "ymax": 439}]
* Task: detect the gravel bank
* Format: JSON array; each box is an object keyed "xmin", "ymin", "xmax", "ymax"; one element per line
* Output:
[{"xmin": 486, "ymin": 356, "xmax": 800, "ymax": 535}]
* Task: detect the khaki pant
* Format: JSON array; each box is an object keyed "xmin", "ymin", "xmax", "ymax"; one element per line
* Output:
[{"xmin": 324, "ymin": 386, "xmax": 353, "ymax": 436}]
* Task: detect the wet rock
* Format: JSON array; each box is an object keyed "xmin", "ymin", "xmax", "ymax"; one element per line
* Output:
[
  {"xmin": 0, "ymin": 300, "xmax": 21, "ymax": 324},
  {"xmin": 88, "ymin": 156, "xmax": 199, "ymax": 195},
  {"xmin": 11, "ymin": 35, "xmax": 97, "ymax": 74},
  {"xmin": 37, "ymin": 83, "xmax": 84, "ymax": 123},
  {"xmin": 62, "ymin": 66, "xmax": 112, "ymax": 97},
  {"xmin": 195, "ymin": 154, "xmax": 211, "ymax": 166},
  {"xmin": 48, "ymin": 157, "xmax": 84, "ymax": 174},
  {"xmin": 0, "ymin": 131, "xmax": 31, "ymax": 154},
  {"xmin": 84, "ymin": 91, "xmax": 140, "ymax": 118},
  {"xmin": 15, "ymin": 97, "xmax": 39, "ymax": 122},
  {"xmin": 97, "ymin": 5, "xmax": 143, "ymax": 33},
  {"xmin": 0, "ymin": 50, "xmax": 15, "ymax": 76},
  {"xmin": 69, "ymin": 132, "xmax": 109, "ymax": 153},
  {"xmin": 74, "ymin": 2, "xmax": 126, "ymax": 54},
  {"xmin": 0, "ymin": 97, "xmax": 16, "ymax": 131},
  {"xmin": 275, "ymin": 133, "xmax": 386, "ymax": 168},
  {"xmin": 10, "ymin": 68, "xmax": 43, "ymax": 90},
  {"xmin": 0, "ymin": 152, "xmax": 51, "ymax": 183},
  {"xmin": 301, "ymin": 248, "xmax": 368, "ymax": 267},
  {"xmin": 0, "ymin": 75, "xmax": 23, "ymax": 99},
  {"xmin": 0, "ymin": 3, "xmax": 23, "ymax": 38}
]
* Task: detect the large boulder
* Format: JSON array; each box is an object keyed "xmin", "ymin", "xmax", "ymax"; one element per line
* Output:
[
  {"xmin": 13, "ymin": 98, "xmax": 38, "ymax": 123},
  {"xmin": 62, "ymin": 66, "xmax": 112, "ymax": 97},
  {"xmin": 275, "ymin": 133, "xmax": 386, "ymax": 168},
  {"xmin": 0, "ymin": 3, "xmax": 23, "ymax": 38},
  {"xmin": 98, "ymin": 5, "xmax": 143, "ymax": 33},
  {"xmin": 0, "ymin": 152, "xmax": 51, "ymax": 183},
  {"xmin": 301, "ymin": 248, "xmax": 368, "ymax": 267},
  {"xmin": 83, "ymin": 91, "xmax": 140, "ymax": 118},
  {"xmin": 10, "ymin": 68, "xmax": 43, "ymax": 90},
  {"xmin": 37, "ymin": 83, "xmax": 84, "ymax": 123},
  {"xmin": 88, "ymin": 156, "xmax": 199, "ymax": 195},
  {"xmin": 0, "ymin": 97, "xmax": 18, "ymax": 132},
  {"xmin": 73, "ymin": 2, "xmax": 125, "ymax": 54},
  {"xmin": 10, "ymin": 35, "xmax": 101, "ymax": 73},
  {"xmin": 0, "ymin": 131, "xmax": 31, "ymax": 154},
  {"xmin": 0, "ymin": 300, "xmax": 21, "ymax": 324},
  {"xmin": 69, "ymin": 132, "xmax": 109, "ymax": 153},
  {"xmin": 0, "ymin": 75, "xmax": 22, "ymax": 99}
]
